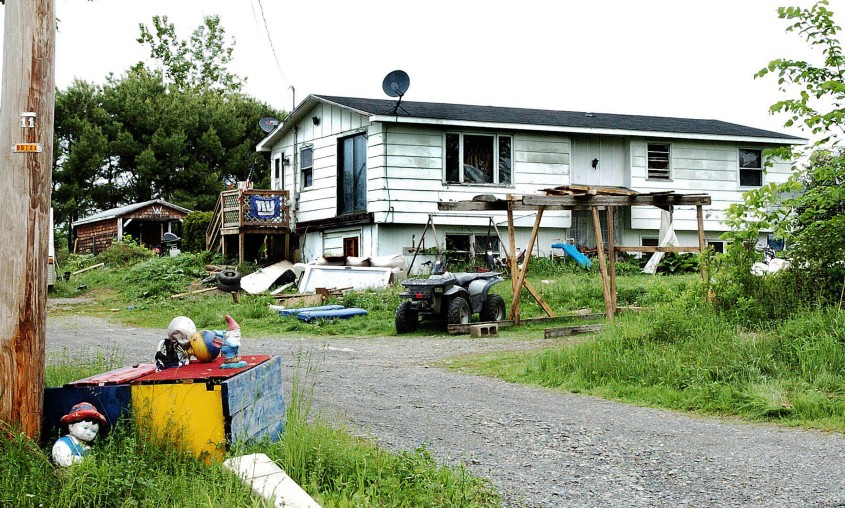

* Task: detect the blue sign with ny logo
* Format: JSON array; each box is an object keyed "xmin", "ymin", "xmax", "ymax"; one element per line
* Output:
[{"xmin": 249, "ymin": 196, "xmax": 281, "ymax": 219}]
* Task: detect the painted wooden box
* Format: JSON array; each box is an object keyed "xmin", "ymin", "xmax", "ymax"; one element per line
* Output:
[{"xmin": 43, "ymin": 355, "xmax": 285, "ymax": 461}]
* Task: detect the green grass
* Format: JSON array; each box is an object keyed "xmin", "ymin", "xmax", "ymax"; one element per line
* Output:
[
  {"xmin": 50, "ymin": 250, "xmax": 698, "ymax": 339},
  {"xmin": 451, "ymin": 305, "xmax": 845, "ymax": 432},
  {"xmin": 1, "ymin": 352, "xmax": 500, "ymax": 507}
]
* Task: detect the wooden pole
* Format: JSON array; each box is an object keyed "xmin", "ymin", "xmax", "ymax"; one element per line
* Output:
[
  {"xmin": 696, "ymin": 205, "xmax": 708, "ymax": 285},
  {"xmin": 0, "ymin": 0, "xmax": 55, "ymax": 439},
  {"xmin": 606, "ymin": 206, "xmax": 617, "ymax": 316},
  {"xmin": 591, "ymin": 206, "xmax": 614, "ymax": 320},
  {"xmin": 506, "ymin": 196, "xmax": 519, "ymax": 322}
]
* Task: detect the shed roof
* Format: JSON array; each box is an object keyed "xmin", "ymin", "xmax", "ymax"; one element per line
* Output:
[
  {"xmin": 73, "ymin": 199, "xmax": 191, "ymax": 227},
  {"xmin": 258, "ymin": 94, "xmax": 806, "ymax": 150}
]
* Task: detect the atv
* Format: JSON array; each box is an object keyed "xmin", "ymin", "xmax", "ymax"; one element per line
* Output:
[{"xmin": 395, "ymin": 260, "xmax": 506, "ymax": 333}]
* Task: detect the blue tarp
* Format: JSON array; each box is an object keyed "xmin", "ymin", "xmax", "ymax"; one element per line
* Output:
[
  {"xmin": 551, "ymin": 243, "xmax": 592, "ymax": 268},
  {"xmin": 296, "ymin": 307, "xmax": 368, "ymax": 323},
  {"xmin": 277, "ymin": 304, "xmax": 345, "ymax": 317}
]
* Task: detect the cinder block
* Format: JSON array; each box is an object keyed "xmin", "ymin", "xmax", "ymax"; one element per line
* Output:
[{"xmin": 470, "ymin": 323, "xmax": 499, "ymax": 337}]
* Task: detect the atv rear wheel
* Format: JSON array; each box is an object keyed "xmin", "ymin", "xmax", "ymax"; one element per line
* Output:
[
  {"xmin": 395, "ymin": 301, "xmax": 419, "ymax": 333},
  {"xmin": 447, "ymin": 297, "xmax": 470, "ymax": 325},
  {"xmin": 480, "ymin": 294, "xmax": 506, "ymax": 322}
]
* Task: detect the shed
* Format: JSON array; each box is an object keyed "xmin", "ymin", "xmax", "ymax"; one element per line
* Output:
[{"xmin": 72, "ymin": 199, "xmax": 192, "ymax": 254}]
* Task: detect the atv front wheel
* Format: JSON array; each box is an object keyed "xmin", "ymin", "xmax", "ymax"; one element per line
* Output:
[
  {"xmin": 447, "ymin": 297, "xmax": 470, "ymax": 325},
  {"xmin": 395, "ymin": 301, "xmax": 419, "ymax": 333},
  {"xmin": 480, "ymin": 294, "xmax": 506, "ymax": 322}
]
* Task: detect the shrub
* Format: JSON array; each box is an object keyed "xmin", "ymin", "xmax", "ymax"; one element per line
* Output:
[
  {"xmin": 182, "ymin": 211, "xmax": 212, "ymax": 252},
  {"xmin": 96, "ymin": 235, "xmax": 154, "ymax": 267}
]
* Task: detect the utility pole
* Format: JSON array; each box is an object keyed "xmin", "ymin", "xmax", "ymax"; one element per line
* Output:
[{"xmin": 0, "ymin": 0, "xmax": 56, "ymax": 439}]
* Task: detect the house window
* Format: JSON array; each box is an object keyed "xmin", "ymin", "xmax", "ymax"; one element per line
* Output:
[
  {"xmin": 338, "ymin": 133, "xmax": 367, "ymax": 215},
  {"xmin": 707, "ymin": 240, "xmax": 725, "ymax": 254},
  {"xmin": 301, "ymin": 146, "xmax": 313, "ymax": 188},
  {"xmin": 739, "ymin": 148, "xmax": 763, "ymax": 187},
  {"xmin": 445, "ymin": 234, "xmax": 471, "ymax": 262},
  {"xmin": 647, "ymin": 143, "xmax": 671, "ymax": 180},
  {"xmin": 273, "ymin": 156, "xmax": 283, "ymax": 190},
  {"xmin": 641, "ymin": 237, "xmax": 659, "ymax": 248},
  {"xmin": 445, "ymin": 133, "xmax": 512, "ymax": 185}
]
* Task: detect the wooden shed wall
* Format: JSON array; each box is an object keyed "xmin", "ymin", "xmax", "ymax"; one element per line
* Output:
[{"xmin": 75, "ymin": 220, "xmax": 117, "ymax": 254}]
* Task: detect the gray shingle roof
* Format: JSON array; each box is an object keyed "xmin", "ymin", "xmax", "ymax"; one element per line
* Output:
[
  {"xmin": 73, "ymin": 199, "xmax": 191, "ymax": 227},
  {"xmin": 315, "ymin": 95, "xmax": 802, "ymax": 142}
]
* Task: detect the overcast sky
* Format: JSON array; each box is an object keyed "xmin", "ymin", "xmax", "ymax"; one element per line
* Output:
[{"xmin": 2, "ymin": 0, "xmax": 840, "ymax": 138}]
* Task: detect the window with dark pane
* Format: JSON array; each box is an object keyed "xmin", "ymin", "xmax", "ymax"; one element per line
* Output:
[
  {"xmin": 338, "ymin": 134, "xmax": 367, "ymax": 215},
  {"xmin": 739, "ymin": 148, "xmax": 762, "ymax": 187},
  {"xmin": 301, "ymin": 146, "xmax": 313, "ymax": 188},
  {"xmin": 647, "ymin": 143, "xmax": 671, "ymax": 180},
  {"xmin": 499, "ymin": 136, "xmax": 512, "ymax": 185},
  {"xmin": 463, "ymin": 135, "xmax": 494, "ymax": 184},
  {"xmin": 446, "ymin": 133, "xmax": 460, "ymax": 183}
]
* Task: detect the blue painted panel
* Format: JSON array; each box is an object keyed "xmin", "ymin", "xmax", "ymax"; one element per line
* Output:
[
  {"xmin": 222, "ymin": 356, "xmax": 284, "ymax": 419},
  {"xmin": 229, "ymin": 390, "xmax": 286, "ymax": 444},
  {"xmin": 42, "ymin": 385, "xmax": 132, "ymax": 444}
]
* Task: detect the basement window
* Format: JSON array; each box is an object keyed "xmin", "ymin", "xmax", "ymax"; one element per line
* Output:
[
  {"xmin": 647, "ymin": 143, "xmax": 671, "ymax": 180},
  {"xmin": 739, "ymin": 148, "xmax": 763, "ymax": 187}
]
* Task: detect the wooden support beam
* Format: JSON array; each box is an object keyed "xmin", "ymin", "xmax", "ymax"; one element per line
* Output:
[
  {"xmin": 511, "ymin": 206, "xmax": 545, "ymax": 322},
  {"xmin": 591, "ymin": 206, "xmax": 614, "ymax": 320},
  {"xmin": 612, "ymin": 246, "xmax": 703, "ymax": 253},
  {"xmin": 696, "ymin": 204, "xmax": 708, "ymax": 286},
  {"xmin": 523, "ymin": 279, "xmax": 555, "ymax": 317},
  {"xmin": 507, "ymin": 196, "xmax": 518, "ymax": 322},
  {"xmin": 607, "ymin": 206, "xmax": 617, "ymax": 315}
]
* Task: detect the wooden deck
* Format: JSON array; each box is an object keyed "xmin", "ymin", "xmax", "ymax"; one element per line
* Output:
[{"xmin": 206, "ymin": 189, "xmax": 292, "ymax": 264}]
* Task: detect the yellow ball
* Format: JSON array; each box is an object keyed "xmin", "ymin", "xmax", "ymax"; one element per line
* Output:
[{"xmin": 189, "ymin": 330, "xmax": 222, "ymax": 362}]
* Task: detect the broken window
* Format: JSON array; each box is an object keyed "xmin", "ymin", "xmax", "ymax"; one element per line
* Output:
[
  {"xmin": 445, "ymin": 133, "xmax": 512, "ymax": 185},
  {"xmin": 739, "ymin": 148, "xmax": 763, "ymax": 187},
  {"xmin": 647, "ymin": 143, "xmax": 671, "ymax": 180}
]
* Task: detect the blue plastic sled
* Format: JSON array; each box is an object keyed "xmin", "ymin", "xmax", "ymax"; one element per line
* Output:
[
  {"xmin": 551, "ymin": 243, "xmax": 592, "ymax": 268},
  {"xmin": 297, "ymin": 307, "xmax": 368, "ymax": 323},
  {"xmin": 277, "ymin": 304, "xmax": 345, "ymax": 317}
]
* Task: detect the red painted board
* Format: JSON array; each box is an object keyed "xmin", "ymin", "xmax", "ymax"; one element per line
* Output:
[
  {"xmin": 69, "ymin": 364, "xmax": 158, "ymax": 386},
  {"xmin": 132, "ymin": 355, "xmax": 271, "ymax": 384}
]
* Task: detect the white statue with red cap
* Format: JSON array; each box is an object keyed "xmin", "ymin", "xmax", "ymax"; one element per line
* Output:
[{"xmin": 52, "ymin": 402, "xmax": 107, "ymax": 467}]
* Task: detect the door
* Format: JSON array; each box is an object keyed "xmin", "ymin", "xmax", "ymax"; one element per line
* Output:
[{"xmin": 571, "ymin": 136, "xmax": 627, "ymax": 187}]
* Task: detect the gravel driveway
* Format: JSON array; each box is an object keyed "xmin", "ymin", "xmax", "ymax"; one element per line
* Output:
[{"xmin": 47, "ymin": 312, "xmax": 845, "ymax": 508}]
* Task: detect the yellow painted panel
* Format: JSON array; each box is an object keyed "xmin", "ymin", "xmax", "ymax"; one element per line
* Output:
[{"xmin": 132, "ymin": 383, "xmax": 225, "ymax": 461}]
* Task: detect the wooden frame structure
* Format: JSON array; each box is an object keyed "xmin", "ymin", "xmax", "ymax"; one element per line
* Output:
[{"xmin": 438, "ymin": 187, "xmax": 712, "ymax": 322}]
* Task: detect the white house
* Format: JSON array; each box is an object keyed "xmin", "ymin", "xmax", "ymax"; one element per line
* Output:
[{"xmin": 256, "ymin": 95, "xmax": 804, "ymax": 268}]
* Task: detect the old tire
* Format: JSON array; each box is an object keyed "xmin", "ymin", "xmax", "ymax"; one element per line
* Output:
[
  {"xmin": 480, "ymin": 294, "xmax": 506, "ymax": 322},
  {"xmin": 395, "ymin": 301, "xmax": 419, "ymax": 334},
  {"xmin": 447, "ymin": 297, "xmax": 470, "ymax": 325},
  {"xmin": 217, "ymin": 269, "xmax": 241, "ymax": 286},
  {"xmin": 217, "ymin": 283, "xmax": 240, "ymax": 293}
]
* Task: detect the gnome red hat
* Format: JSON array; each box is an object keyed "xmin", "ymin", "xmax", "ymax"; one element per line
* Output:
[
  {"xmin": 225, "ymin": 314, "xmax": 240, "ymax": 331},
  {"xmin": 60, "ymin": 402, "xmax": 107, "ymax": 427}
]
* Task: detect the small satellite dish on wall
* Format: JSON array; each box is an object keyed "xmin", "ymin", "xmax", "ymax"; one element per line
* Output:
[
  {"xmin": 382, "ymin": 70, "xmax": 410, "ymax": 98},
  {"xmin": 258, "ymin": 117, "xmax": 280, "ymax": 133}
]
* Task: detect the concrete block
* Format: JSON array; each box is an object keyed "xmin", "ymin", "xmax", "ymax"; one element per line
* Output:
[{"xmin": 470, "ymin": 323, "xmax": 499, "ymax": 337}]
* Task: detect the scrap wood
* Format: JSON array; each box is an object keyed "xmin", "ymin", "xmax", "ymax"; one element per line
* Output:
[
  {"xmin": 446, "ymin": 310, "xmax": 601, "ymax": 335},
  {"xmin": 171, "ymin": 286, "xmax": 218, "ymax": 299},
  {"xmin": 71, "ymin": 262, "xmax": 104, "ymax": 275},
  {"xmin": 544, "ymin": 323, "xmax": 604, "ymax": 339}
]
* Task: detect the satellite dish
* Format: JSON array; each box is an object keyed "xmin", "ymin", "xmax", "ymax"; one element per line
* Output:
[
  {"xmin": 258, "ymin": 117, "xmax": 280, "ymax": 133},
  {"xmin": 382, "ymin": 70, "xmax": 410, "ymax": 98}
]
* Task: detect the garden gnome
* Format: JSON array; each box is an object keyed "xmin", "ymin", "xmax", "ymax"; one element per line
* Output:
[
  {"xmin": 52, "ymin": 402, "xmax": 107, "ymax": 467},
  {"xmin": 220, "ymin": 314, "xmax": 248, "ymax": 369},
  {"xmin": 155, "ymin": 316, "xmax": 195, "ymax": 370}
]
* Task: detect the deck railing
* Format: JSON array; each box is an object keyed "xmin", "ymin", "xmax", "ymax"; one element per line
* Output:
[{"xmin": 206, "ymin": 189, "xmax": 291, "ymax": 250}]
